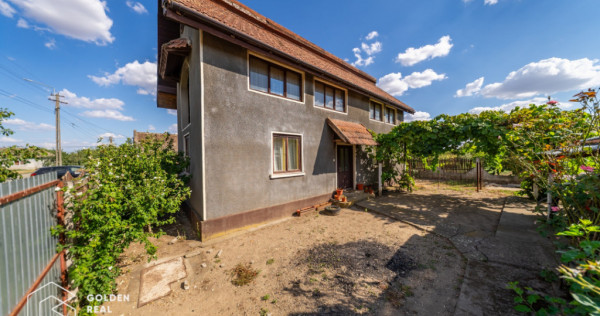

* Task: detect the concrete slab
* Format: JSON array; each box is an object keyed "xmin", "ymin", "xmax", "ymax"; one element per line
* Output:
[{"xmin": 138, "ymin": 257, "xmax": 187, "ymax": 307}]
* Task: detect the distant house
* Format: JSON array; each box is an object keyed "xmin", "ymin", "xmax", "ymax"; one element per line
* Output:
[
  {"xmin": 132, "ymin": 130, "xmax": 178, "ymax": 151},
  {"xmin": 157, "ymin": 0, "xmax": 416, "ymax": 240},
  {"xmin": 8, "ymin": 159, "xmax": 44, "ymax": 170}
]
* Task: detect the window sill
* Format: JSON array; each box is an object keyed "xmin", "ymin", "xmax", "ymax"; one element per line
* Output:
[{"xmin": 270, "ymin": 172, "xmax": 305, "ymax": 179}]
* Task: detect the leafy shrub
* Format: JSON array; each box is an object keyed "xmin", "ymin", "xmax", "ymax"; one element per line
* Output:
[{"xmin": 54, "ymin": 135, "xmax": 190, "ymax": 311}]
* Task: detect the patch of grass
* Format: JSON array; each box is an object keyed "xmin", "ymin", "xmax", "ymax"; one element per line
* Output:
[
  {"xmin": 309, "ymin": 277, "xmax": 318, "ymax": 284},
  {"xmin": 259, "ymin": 308, "xmax": 269, "ymax": 316},
  {"xmin": 321, "ymin": 273, "xmax": 328, "ymax": 281},
  {"xmin": 261, "ymin": 294, "xmax": 270, "ymax": 301},
  {"xmin": 385, "ymin": 283, "xmax": 413, "ymax": 307},
  {"xmin": 230, "ymin": 263, "xmax": 259, "ymax": 286},
  {"xmin": 271, "ymin": 299, "xmax": 277, "ymax": 304},
  {"xmin": 266, "ymin": 258, "xmax": 274, "ymax": 265},
  {"xmin": 312, "ymin": 288, "xmax": 322, "ymax": 297}
]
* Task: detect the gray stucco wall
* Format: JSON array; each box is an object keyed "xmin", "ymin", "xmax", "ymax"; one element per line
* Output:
[
  {"xmin": 185, "ymin": 31, "xmax": 401, "ymax": 220},
  {"xmin": 177, "ymin": 26, "xmax": 205, "ymax": 219}
]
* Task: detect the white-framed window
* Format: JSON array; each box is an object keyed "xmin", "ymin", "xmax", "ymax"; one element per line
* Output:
[
  {"xmin": 384, "ymin": 106, "xmax": 396, "ymax": 125},
  {"xmin": 183, "ymin": 133, "xmax": 190, "ymax": 173},
  {"xmin": 369, "ymin": 101, "xmax": 383, "ymax": 121},
  {"xmin": 249, "ymin": 55, "xmax": 303, "ymax": 101},
  {"xmin": 314, "ymin": 80, "xmax": 346, "ymax": 112},
  {"xmin": 270, "ymin": 132, "xmax": 304, "ymax": 179}
]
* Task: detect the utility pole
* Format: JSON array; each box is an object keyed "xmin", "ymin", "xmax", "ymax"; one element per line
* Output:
[
  {"xmin": 23, "ymin": 78, "xmax": 67, "ymax": 166},
  {"xmin": 49, "ymin": 92, "xmax": 67, "ymax": 166}
]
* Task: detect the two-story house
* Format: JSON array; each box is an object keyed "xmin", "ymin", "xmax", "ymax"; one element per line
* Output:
[{"xmin": 157, "ymin": 0, "xmax": 416, "ymax": 240}]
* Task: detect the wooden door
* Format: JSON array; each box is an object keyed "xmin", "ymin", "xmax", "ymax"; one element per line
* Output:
[{"xmin": 337, "ymin": 145, "xmax": 353, "ymax": 189}]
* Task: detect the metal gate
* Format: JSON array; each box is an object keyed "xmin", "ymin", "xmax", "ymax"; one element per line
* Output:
[{"xmin": 0, "ymin": 172, "xmax": 69, "ymax": 316}]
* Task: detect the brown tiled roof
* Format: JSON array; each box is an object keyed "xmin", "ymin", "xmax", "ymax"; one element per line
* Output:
[
  {"xmin": 327, "ymin": 118, "xmax": 378, "ymax": 146},
  {"xmin": 163, "ymin": 0, "xmax": 415, "ymax": 114},
  {"xmin": 133, "ymin": 130, "xmax": 178, "ymax": 151}
]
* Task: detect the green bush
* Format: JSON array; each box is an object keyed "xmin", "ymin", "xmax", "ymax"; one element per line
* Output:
[{"xmin": 54, "ymin": 135, "xmax": 190, "ymax": 311}]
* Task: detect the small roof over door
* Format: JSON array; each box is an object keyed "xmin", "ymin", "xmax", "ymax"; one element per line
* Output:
[{"xmin": 326, "ymin": 118, "xmax": 378, "ymax": 146}]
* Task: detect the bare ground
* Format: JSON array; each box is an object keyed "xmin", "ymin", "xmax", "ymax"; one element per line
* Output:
[{"xmin": 104, "ymin": 183, "xmax": 519, "ymax": 316}]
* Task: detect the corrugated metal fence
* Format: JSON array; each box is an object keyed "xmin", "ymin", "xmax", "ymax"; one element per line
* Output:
[{"xmin": 0, "ymin": 172, "xmax": 67, "ymax": 316}]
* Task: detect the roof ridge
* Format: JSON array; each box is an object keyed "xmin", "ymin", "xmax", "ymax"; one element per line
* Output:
[{"xmin": 212, "ymin": 0, "xmax": 377, "ymax": 84}]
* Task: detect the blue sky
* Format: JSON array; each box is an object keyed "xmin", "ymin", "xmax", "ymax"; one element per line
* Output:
[{"xmin": 0, "ymin": 0, "xmax": 599, "ymax": 151}]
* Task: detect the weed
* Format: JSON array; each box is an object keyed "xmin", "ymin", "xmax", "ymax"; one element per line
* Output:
[
  {"xmin": 539, "ymin": 268, "xmax": 558, "ymax": 283},
  {"xmin": 321, "ymin": 273, "xmax": 328, "ymax": 280},
  {"xmin": 230, "ymin": 263, "xmax": 259, "ymax": 286},
  {"xmin": 309, "ymin": 277, "xmax": 318, "ymax": 284},
  {"xmin": 215, "ymin": 258, "xmax": 221, "ymax": 264},
  {"xmin": 259, "ymin": 308, "xmax": 269, "ymax": 316},
  {"xmin": 266, "ymin": 258, "xmax": 274, "ymax": 265},
  {"xmin": 261, "ymin": 294, "xmax": 270, "ymax": 301},
  {"xmin": 271, "ymin": 299, "xmax": 277, "ymax": 304}
]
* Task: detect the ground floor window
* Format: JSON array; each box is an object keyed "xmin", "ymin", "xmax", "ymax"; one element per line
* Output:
[{"xmin": 273, "ymin": 134, "xmax": 302, "ymax": 173}]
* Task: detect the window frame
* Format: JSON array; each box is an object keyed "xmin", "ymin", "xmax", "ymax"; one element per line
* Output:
[
  {"xmin": 313, "ymin": 79, "xmax": 347, "ymax": 113},
  {"xmin": 271, "ymin": 132, "xmax": 304, "ymax": 178},
  {"xmin": 248, "ymin": 55, "xmax": 303, "ymax": 102},
  {"xmin": 384, "ymin": 106, "xmax": 397, "ymax": 125},
  {"xmin": 369, "ymin": 101, "xmax": 383, "ymax": 122},
  {"xmin": 183, "ymin": 133, "xmax": 190, "ymax": 173}
]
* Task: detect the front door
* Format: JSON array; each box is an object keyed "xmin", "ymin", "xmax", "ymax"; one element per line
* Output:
[{"xmin": 337, "ymin": 145, "xmax": 353, "ymax": 189}]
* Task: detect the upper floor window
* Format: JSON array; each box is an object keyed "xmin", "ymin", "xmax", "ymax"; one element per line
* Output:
[
  {"xmin": 384, "ymin": 107, "xmax": 396, "ymax": 124},
  {"xmin": 314, "ymin": 81, "xmax": 345, "ymax": 112},
  {"xmin": 369, "ymin": 101, "xmax": 383, "ymax": 121},
  {"xmin": 249, "ymin": 55, "xmax": 302, "ymax": 101}
]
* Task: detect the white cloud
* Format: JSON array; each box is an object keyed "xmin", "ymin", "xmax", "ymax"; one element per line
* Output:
[
  {"xmin": 126, "ymin": 1, "xmax": 147, "ymax": 14},
  {"xmin": 351, "ymin": 31, "xmax": 382, "ymax": 67},
  {"xmin": 81, "ymin": 110, "xmax": 134, "ymax": 121},
  {"xmin": 377, "ymin": 69, "xmax": 447, "ymax": 97},
  {"xmin": 168, "ymin": 123, "xmax": 177, "ymax": 133},
  {"xmin": 7, "ymin": 0, "xmax": 114, "ymax": 45},
  {"xmin": 44, "ymin": 38, "xmax": 56, "ymax": 49},
  {"xmin": 167, "ymin": 109, "xmax": 177, "ymax": 116},
  {"xmin": 479, "ymin": 58, "xmax": 600, "ymax": 99},
  {"xmin": 0, "ymin": 0, "xmax": 15, "ymax": 17},
  {"xmin": 148, "ymin": 124, "xmax": 156, "ymax": 131},
  {"xmin": 485, "ymin": 0, "xmax": 499, "ymax": 5},
  {"xmin": 0, "ymin": 136, "xmax": 21, "ymax": 143},
  {"xmin": 455, "ymin": 77, "xmax": 484, "ymax": 97},
  {"xmin": 4, "ymin": 118, "xmax": 54, "ymax": 131},
  {"xmin": 89, "ymin": 60, "xmax": 157, "ymax": 95},
  {"xmin": 361, "ymin": 42, "xmax": 382, "ymax": 56},
  {"xmin": 351, "ymin": 48, "xmax": 374, "ymax": 67},
  {"xmin": 404, "ymin": 111, "xmax": 432, "ymax": 122},
  {"xmin": 468, "ymin": 97, "xmax": 575, "ymax": 114},
  {"xmin": 365, "ymin": 31, "xmax": 379, "ymax": 41},
  {"xmin": 98, "ymin": 132, "xmax": 124, "ymax": 139},
  {"xmin": 16, "ymin": 18, "xmax": 28, "ymax": 28},
  {"xmin": 395, "ymin": 35, "xmax": 453, "ymax": 67},
  {"xmin": 60, "ymin": 89, "xmax": 124, "ymax": 110}
]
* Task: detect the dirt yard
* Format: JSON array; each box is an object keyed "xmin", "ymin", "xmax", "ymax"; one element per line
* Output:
[{"xmin": 105, "ymin": 183, "xmax": 518, "ymax": 316}]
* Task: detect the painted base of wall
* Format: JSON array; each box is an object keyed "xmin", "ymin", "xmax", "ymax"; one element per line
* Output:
[{"xmin": 184, "ymin": 193, "xmax": 331, "ymax": 241}]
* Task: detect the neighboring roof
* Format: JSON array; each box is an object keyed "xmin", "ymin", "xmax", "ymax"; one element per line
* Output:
[
  {"xmin": 133, "ymin": 130, "xmax": 178, "ymax": 151},
  {"xmin": 327, "ymin": 118, "xmax": 378, "ymax": 146},
  {"xmin": 160, "ymin": 0, "xmax": 415, "ymax": 114}
]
